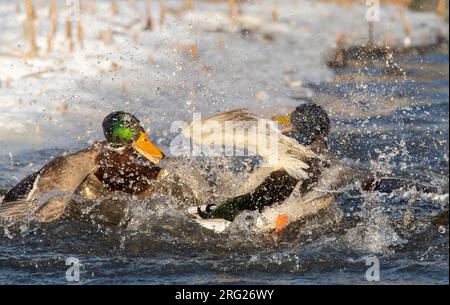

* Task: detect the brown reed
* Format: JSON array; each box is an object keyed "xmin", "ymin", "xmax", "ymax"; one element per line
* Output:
[
  {"xmin": 120, "ymin": 81, "xmax": 127, "ymax": 94},
  {"xmin": 400, "ymin": 8, "xmax": 411, "ymax": 38},
  {"xmin": 128, "ymin": 0, "xmax": 137, "ymax": 9},
  {"xmin": 111, "ymin": 0, "xmax": 119, "ymax": 16},
  {"xmin": 24, "ymin": 0, "xmax": 38, "ymax": 56},
  {"xmin": 228, "ymin": 0, "xmax": 238, "ymax": 18},
  {"xmin": 145, "ymin": 0, "xmax": 153, "ymax": 30},
  {"xmin": 65, "ymin": 0, "xmax": 74, "ymax": 51},
  {"xmin": 159, "ymin": 0, "xmax": 166, "ymax": 26},
  {"xmin": 77, "ymin": 0, "xmax": 84, "ymax": 48},
  {"xmin": 86, "ymin": 0, "xmax": 96, "ymax": 14},
  {"xmin": 47, "ymin": 0, "xmax": 58, "ymax": 53},
  {"xmin": 437, "ymin": 0, "xmax": 447, "ymax": 18},
  {"xmin": 272, "ymin": 0, "xmax": 278, "ymax": 22},
  {"xmin": 98, "ymin": 29, "xmax": 113, "ymax": 45},
  {"xmin": 190, "ymin": 43, "xmax": 198, "ymax": 59}
]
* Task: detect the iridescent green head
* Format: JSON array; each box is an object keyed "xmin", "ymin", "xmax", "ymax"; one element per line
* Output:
[
  {"xmin": 103, "ymin": 111, "xmax": 143, "ymax": 145},
  {"xmin": 102, "ymin": 111, "xmax": 165, "ymax": 164}
]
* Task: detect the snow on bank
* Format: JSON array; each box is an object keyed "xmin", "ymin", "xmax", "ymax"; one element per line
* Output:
[{"xmin": 0, "ymin": 0, "xmax": 448, "ymax": 153}]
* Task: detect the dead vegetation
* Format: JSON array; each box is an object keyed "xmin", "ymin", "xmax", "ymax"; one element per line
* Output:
[
  {"xmin": 24, "ymin": 0, "xmax": 38, "ymax": 57},
  {"xmin": 46, "ymin": 1, "xmax": 57, "ymax": 53},
  {"xmin": 10, "ymin": 0, "xmax": 444, "ymax": 60},
  {"xmin": 0, "ymin": 0, "xmax": 446, "ymax": 95}
]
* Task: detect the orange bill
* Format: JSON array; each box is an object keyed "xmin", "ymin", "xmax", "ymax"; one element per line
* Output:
[
  {"xmin": 132, "ymin": 131, "xmax": 165, "ymax": 164},
  {"xmin": 272, "ymin": 115, "xmax": 293, "ymax": 134},
  {"xmin": 274, "ymin": 214, "xmax": 289, "ymax": 234}
]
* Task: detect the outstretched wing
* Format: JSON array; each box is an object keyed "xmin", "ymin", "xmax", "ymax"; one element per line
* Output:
[
  {"xmin": 0, "ymin": 200, "xmax": 38, "ymax": 223},
  {"xmin": 0, "ymin": 143, "xmax": 102, "ymax": 222},
  {"xmin": 2, "ymin": 171, "xmax": 42, "ymax": 203},
  {"xmin": 182, "ymin": 109, "xmax": 316, "ymax": 179}
]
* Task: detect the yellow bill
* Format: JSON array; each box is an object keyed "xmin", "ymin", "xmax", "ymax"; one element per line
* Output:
[
  {"xmin": 272, "ymin": 114, "xmax": 294, "ymax": 133},
  {"xmin": 132, "ymin": 132, "xmax": 165, "ymax": 164},
  {"xmin": 274, "ymin": 214, "xmax": 289, "ymax": 234}
]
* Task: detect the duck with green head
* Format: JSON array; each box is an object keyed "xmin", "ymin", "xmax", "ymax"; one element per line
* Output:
[
  {"xmin": 102, "ymin": 111, "xmax": 165, "ymax": 165},
  {"xmin": 189, "ymin": 103, "xmax": 438, "ymax": 233},
  {"xmin": 92, "ymin": 111, "xmax": 166, "ymax": 195},
  {"xmin": 192, "ymin": 103, "xmax": 331, "ymax": 224},
  {"xmin": 0, "ymin": 111, "xmax": 167, "ymax": 223}
]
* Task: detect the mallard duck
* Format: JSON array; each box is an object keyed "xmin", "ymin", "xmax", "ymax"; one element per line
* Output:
[
  {"xmin": 0, "ymin": 111, "xmax": 166, "ymax": 223},
  {"xmin": 187, "ymin": 103, "xmax": 439, "ymax": 234},
  {"xmin": 183, "ymin": 103, "xmax": 334, "ymax": 233}
]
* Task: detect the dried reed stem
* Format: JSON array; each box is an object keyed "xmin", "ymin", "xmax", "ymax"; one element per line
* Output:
[
  {"xmin": 145, "ymin": 0, "xmax": 153, "ymax": 30},
  {"xmin": 336, "ymin": 31, "xmax": 345, "ymax": 47},
  {"xmin": 111, "ymin": 0, "xmax": 119, "ymax": 16},
  {"xmin": 399, "ymin": 7, "xmax": 411, "ymax": 47},
  {"xmin": 24, "ymin": 0, "xmax": 38, "ymax": 56},
  {"xmin": 228, "ymin": 0, "xmax": 238, "ymax": 18},
  {"xmin": 76, "ymin": 0, "xmax": 84, "ymax": 48},
  {"xmin": 328, "ymin": 32, "xmax": 346, "ymax": 67},
  {"xmin": 272, "ymin": 0, "xmax": 278, "ymax": 23},
  {"xmin": 65, "ymin": 0, "xmax": 74, "ymax": 51},
  {"xmin": 87, "ymin": 0, "xmax": 96, "ymax": 14},
  {"xmin": 132, "ymin": 31, "xmax": 140, "ymax": 44},
  {"xmin": 402, "ymin": 14, "xmax": 411, "ymax": 36},
  {"xmin": 384, "ymin": 31, "xmax": 393, "ymax": 47},
  {"xmin": 99, "ymin": 29, "xmax": 113, "ymax": 45},
  {"xmin": 437, "ymin": 0, "xmax": 447, "ymax": 18},
  {"xmin": 47, "ymin": 0, "xmax": 58, "ymax": 53},
  {"xmin": 190, "ymin": 43, "xmax": 198, "ymax": 59},
  {"xmin": 128, "ymin": 0, "xmax": 137, "ymax": 9},
  {"xmin": 159, "ymin": 0, "xmax": 166, "ymax": 26},
  {"xmin": 217, "ymin": 36, "xmax": 225, "ymax": 49},
  {"xmin": 120, "ymin": 81, "xmax": 127, "ymax": 94}
]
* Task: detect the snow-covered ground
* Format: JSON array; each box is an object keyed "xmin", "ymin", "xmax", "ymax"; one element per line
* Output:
[{"xmin": 0, "ymin": 0, "xmax": 448, "ymax": 153}]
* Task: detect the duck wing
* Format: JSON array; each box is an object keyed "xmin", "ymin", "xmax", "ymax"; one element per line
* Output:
[
  {"xmin": 182, "ymin": 109, "xmax": 316, "ymax": 179},
  {"xmin": 0, "ymin": 143, "xmax": 102, "ymax": 222},
  {"xmin": 0, "ymin": 200, "xmax": 38, "ymax": 223},
  {"xmin": 2, "ymin": 171, "xmax": 42, "ymax": 202}
]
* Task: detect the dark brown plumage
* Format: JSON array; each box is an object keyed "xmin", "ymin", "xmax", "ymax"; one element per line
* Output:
[{"xmin": 94, "ymin": 145, "xmax": 162, "ymax": 195}]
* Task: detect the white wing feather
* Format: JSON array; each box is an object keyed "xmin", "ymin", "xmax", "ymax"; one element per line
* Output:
[{"xmin": 182, "ymin": 109, "xmax": 316, "ymax": 179}]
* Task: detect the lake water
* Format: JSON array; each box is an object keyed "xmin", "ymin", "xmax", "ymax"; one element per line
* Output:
[{"xmin": 0, "ymin": 46, "xmax": 448, "ymax": 285}]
